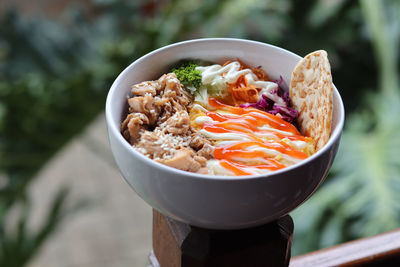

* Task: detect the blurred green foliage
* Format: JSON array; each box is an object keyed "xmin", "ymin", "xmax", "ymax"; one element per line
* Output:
[
  {"xmin": 0, "ymin": 9, "xmax": 115, "ymax": 266},
  {"xmin": 0, "ymin": 0, "xmax": 399, "ymax": 265}
]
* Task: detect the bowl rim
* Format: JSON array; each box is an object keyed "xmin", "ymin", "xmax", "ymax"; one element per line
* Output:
[{"xmin": 105, "ymin": 37, "xmax": 345, "ymax": 181}]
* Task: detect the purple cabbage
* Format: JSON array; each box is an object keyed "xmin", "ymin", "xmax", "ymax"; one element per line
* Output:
[
  {"xmin": 268, "ymin": 104, "xmax": 299, "ymax": 123},
  {"xmin": 240, "ymin": 94, "xmax": 273, "ymax": 110},
  {"xmin": 239, "ymin": 76, "xmax": 299, "ymax": 123}
]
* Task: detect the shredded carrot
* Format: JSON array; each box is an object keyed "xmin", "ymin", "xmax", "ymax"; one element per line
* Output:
[
  {"xmin": 230, "ymin": 86, "xmax": 259, "ymax": 104},
  {"xmin": 228, "ymin": 74, "xmax": 258, "ymax": 105},
  {"xmin": 221, "ymin": 60, "xmax": 270, "ymax": 105}
]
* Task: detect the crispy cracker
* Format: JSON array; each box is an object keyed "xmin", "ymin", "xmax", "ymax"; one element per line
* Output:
[{"xmin": 290, "ymin": 50, "xmax": 333, "ymax": 151}]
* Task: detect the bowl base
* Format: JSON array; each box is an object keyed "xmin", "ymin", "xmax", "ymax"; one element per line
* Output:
[{"xmin": 152, "ymin": 209, "xmax": 294, "ymax": 266}]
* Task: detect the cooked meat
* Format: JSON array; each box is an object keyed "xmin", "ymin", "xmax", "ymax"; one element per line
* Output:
[
  {"xmin": 190, "ymin": 132, "xmax": 211, "ymax": 151},
  {"xmin": 131, "ymin": 81, "xmax": 160, "ymax": 96},
  {"xmin": 196, "ymin": 143, "xmax": 214, "ymax": 160},
  {"xmin": 127, "ymin": 94, "xmax": 152, "ymax": 113},
  {"xmin": 158, "ymin": 148, "xmax": 206, "ymax": 173},
  {"xmin": 158, "ymin": 73, "xmax": 180, "ymax": 94},
  {"xmin": 162, "ymin": 110, "xmax": 190, "ymax": 135},
  {"xmin": 122, "ymin": 72, "xmax": 213, "ymax": 174},
  {"xmin": 135, "ymin": 130, "xmax": 167, "ymax": 159},
  {"xmin": 159, "ymin": 73, "xmax": 191, "ymax": 107},
  {"xmin": 121, "ymin": 113, "xmax": 149, "ymax": 144},
  {"xmin": 135, "ymin": 128, "xmax": 191, "ymax": 160},
  {"xmin": 128, "ymin": 94, "xmax": 162, "ymax": 125},
  {"xmin": 189, "ymin": 132, "xmax": 214, "ymax": 159},
  {"xmin": 194, "ymin": 155, "xmax": 207, "ymax": 166}
]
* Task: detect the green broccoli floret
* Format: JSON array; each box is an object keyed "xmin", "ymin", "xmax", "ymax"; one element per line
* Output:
[{"xmin": 171, "ymin": 61, "xmax": 202, "ymax": 94}]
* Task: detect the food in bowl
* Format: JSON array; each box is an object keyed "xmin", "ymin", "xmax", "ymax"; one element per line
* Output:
[{"xmin": 121, "ymin": 50, "xmax": 333, "ymax": 176}]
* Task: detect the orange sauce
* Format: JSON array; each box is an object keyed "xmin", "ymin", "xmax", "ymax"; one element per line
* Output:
[
  {"xmin": 219, "ymin": 159, "xmax": 286, "ymax": 176},
  {"xmin": 196, "ymin": 97, "xmax": 312, "ymax": 175},
  {"xmin": 208, "ymin": 97, "xmax": 301, "ymax": 135}
]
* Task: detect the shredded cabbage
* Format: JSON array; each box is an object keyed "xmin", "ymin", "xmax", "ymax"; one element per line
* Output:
[
  {"xmin": 205, "ymin": 80, "xmax": 229, "ymax": 99},
  {"xmin": 240, "ymin": 77, "xmax": 298, "ymax": 123},
  {"xmin": 194, "ymin": 86, "xmax": 210, "ymax": 108}
]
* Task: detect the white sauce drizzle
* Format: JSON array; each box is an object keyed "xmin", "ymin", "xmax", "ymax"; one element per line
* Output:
[
  {"xmin": 194, "ymin": 116, "xmax": 213, "ymax": 125},
  {"xmin": 199, "ymin": 129, "xmax": 252, "ymax": 141},
  {"xmin": 191, "ymin": 61, "xmax": 307, "ymax": 175},
  {"xmin": 196, "ymin": 61, "xmax": 280, "ymax": 103}
]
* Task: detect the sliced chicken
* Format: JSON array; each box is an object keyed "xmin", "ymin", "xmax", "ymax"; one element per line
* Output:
[
  {"xmin": 131, "ymin": 80, "xmax": 160, "ymax": 96},
  {"xmin": 158, "ymin": 148, "xmax": 207, "ymax": 173}
]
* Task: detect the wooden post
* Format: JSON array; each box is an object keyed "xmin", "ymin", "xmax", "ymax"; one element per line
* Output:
[{"xmin": 152, "ymin": 210, "xmax": 293, "ymax": 267}]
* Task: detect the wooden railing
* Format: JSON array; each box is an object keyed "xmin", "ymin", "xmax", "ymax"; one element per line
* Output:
[
  {"xmin": 152, "ymin": 210, "xmax": 400, "ymax": 266},
  {"xmin": 290, "ymin": 229, "xmax": 400, "ymax": 267}
]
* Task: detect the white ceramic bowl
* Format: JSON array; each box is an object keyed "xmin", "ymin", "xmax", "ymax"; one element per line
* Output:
[{"xmin": 106, "ymin": 38, "xmax": 344, "ymax": 229}]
